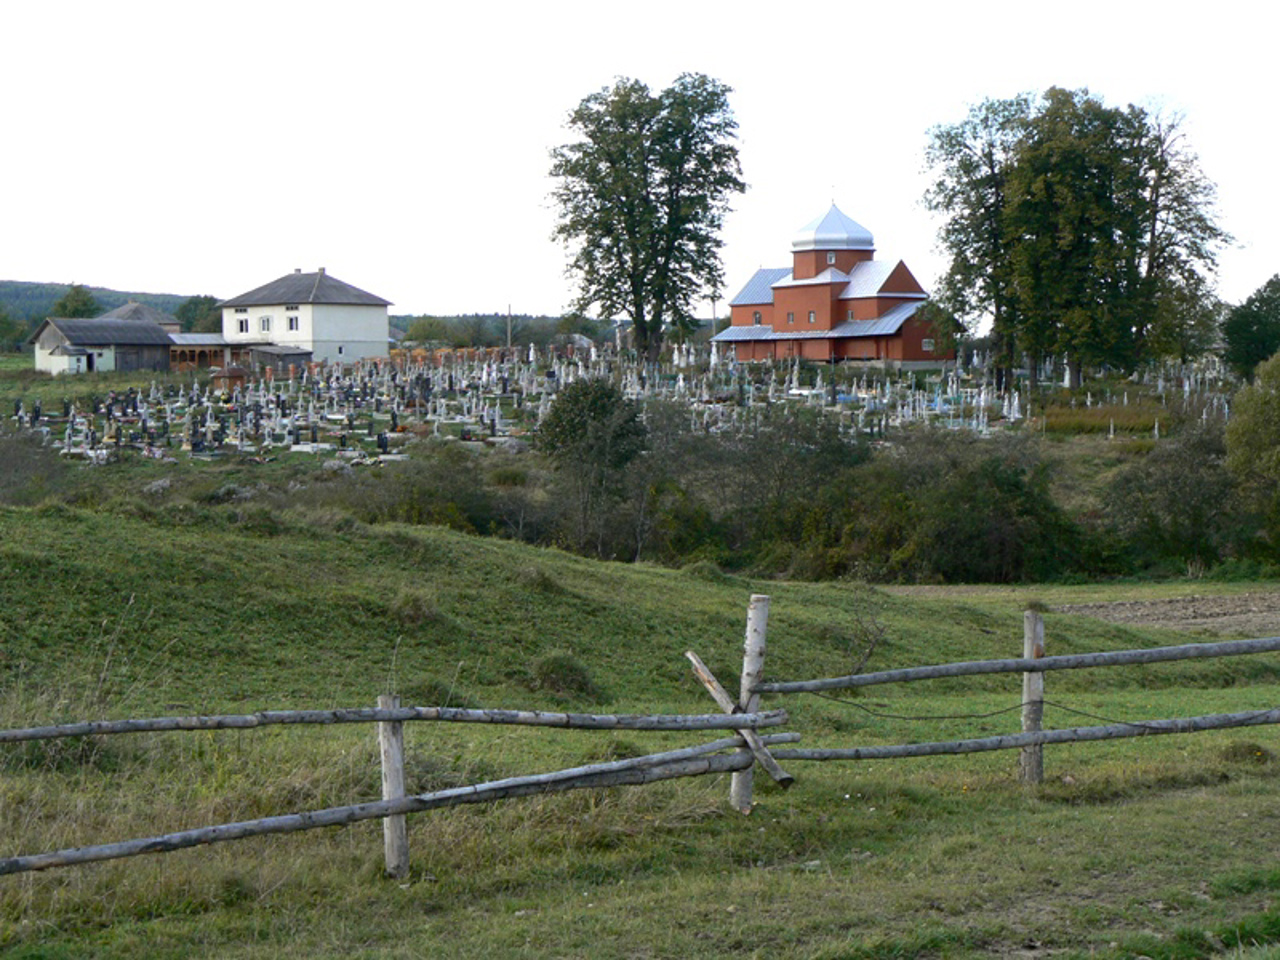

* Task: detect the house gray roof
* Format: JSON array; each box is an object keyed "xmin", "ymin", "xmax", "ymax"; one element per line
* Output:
[
  {"xmin": 220, "ymin": 269, "xmax": 391, "ymax": 308},
  {"xmin": 729, "ymin": 267, "xmax": 792, "ymax": 306},
  {"xmin": 838, "ymin": 260, "xmax": 927, "ymax": 300},
  {"xmin": 772, "ymin": 266, "xmax": 851, "ymax": 289},
  {"xmin": 170, "ymin": 332, "xmax": 229, "ymax": 346},
  {"xmin": 99, "ymin": 301, "xmax": 177, "ymax": 326},
  {"xmin": 711, "ymin": 301, "xmax": 924, "ymax": 342},
  {"xmin": 33, "ymin": 317, "xmax": 174, "ymax": 347},
  {"xmin": 791, "ymin": 204, "xmax": 875, "ymax": 252}
]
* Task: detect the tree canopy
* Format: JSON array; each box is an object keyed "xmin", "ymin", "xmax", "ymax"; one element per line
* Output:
[
  {"xmin": 550, "ymin": 73, "xmax": 745, "ymax": 361},
  {"xmin": 537, "ymin": 378, "xmax": 646, "ymax": 556},
  {"xmin": 925, "ymin": 88, "xmax": 1228, "ymax": 384},
  {"xmin": 175, "ymin": 295, "xmax": 221, "ymax": 332},
  {"xmin": 52, "ymin": 283, "xmax": 101, "ymax": 319},
  {"xmin": 1222, "ymin": 274, "xmax": 1280, "ymax": 381}
]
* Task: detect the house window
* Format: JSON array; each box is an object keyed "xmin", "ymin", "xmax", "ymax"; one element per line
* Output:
[
  {"xmin": 260, "ymin": 316, "xmax": 272, "ymax": 333},
  {"xmin": 338, "ymin": 345, "xmax": 344, "ymax": 355},
  {"xmin": 238, "ymin": 319, "xmax": 249, "ymax": 334},
  {"xmin": 288, "ymin": 316, "xmax": 299, "ymax": 331},
  {"xmin": 808, "ymin": 311, "xmax": 816, "ymax": 324},
  {"xmin": 234, "ymin": 307, "xmax": 248, "ymax": 314},
  {"xmin": 285, "ymin": 304, "xmax": 299, "ymax": 311},
  {"xmin": 787, "ymin": 312, "xmax": 794, "ymax": 324},
  {"xmin": 827, "ymin": 252, "xmax": 836, "ymax": 265},
  {"xmin": 922, "ymin": 338, "xmax": 936, "ymax": 352},
  {"xmin": 752, "ymin": 311, "xmax": 762, "ymax": 325}
]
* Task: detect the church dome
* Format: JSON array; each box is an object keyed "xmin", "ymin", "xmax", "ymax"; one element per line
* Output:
[{"xmin": 791, "ymin": 204, "xmax": 875, "ymax": 252}]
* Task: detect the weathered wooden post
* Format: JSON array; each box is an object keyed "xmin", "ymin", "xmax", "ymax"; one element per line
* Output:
[
  {"xmin": 1019, "ymin": 609, "xmax": 1045, "ymax": 784},
  {"xmin": 377, "ymin": 694, "xmax": 410, "ymax": 878},
  {"xmin": 730, "ymin": 594, "xmax": 770, "ymax": 812}
]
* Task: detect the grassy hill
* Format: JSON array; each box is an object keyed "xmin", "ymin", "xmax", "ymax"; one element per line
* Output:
[{"xmin": 4, "ymin": 505, "xmax": 1280, "ymax": 958}]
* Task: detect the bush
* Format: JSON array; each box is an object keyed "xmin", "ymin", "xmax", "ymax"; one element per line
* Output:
[{"xmin": 531, "ymin": 652, "xmax": 603, "ymax": 702}]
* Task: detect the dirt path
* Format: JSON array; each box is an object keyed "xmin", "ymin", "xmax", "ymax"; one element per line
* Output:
[{"xmin": 1054, "ymin": 592, "xmax": 1280, "ymax": 637}]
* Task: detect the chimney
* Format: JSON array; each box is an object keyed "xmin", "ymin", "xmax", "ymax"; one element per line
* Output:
[
  {"xmin": 294, "ymin": 268, "xmax": 301, "ymax": 274},
  {"xmin": 318, "ymin": 267, "xmax": 326, "ymax": 275}
]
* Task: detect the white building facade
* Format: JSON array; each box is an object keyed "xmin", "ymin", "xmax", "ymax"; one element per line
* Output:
[{"xmin": 219, "ymin": 268, "xmax": 391, "ymax": 364}]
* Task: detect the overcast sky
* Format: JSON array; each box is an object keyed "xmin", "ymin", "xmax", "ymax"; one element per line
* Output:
[{"xmin": 3, "ymin": 1, "xmax": 1273, "ymax": 318}]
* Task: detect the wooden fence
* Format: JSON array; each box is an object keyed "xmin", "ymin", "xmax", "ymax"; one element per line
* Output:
[
  {"xmin": 5, "ymin": 594, "xmax": 1279, "ymax": 878},
  {"xmin": 0, "ymin": 605, "xmax": 792, "ymax": 878},
  {"xmin": 753, "ymin": 604, "xmax": 1280, "ymax": 794}
]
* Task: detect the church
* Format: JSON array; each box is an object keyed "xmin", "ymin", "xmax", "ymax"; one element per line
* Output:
[{"xmin": 713, "ymin": 205, "xmax": 950, "ymax": 365}]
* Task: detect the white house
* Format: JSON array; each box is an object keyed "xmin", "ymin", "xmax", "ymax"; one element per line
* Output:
[
  {"xmin": 28, "ymin": 317, "xmax": 173, "ymax": 375},
  {"xmin": 218, "ymin": 268, "xmax": 391, "ymax": 364}
]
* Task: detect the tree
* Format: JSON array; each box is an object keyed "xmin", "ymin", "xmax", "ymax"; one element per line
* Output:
[
  {"xmin": 175, "ymin": 295, "xmax": 220, "ymax": 332},
  {"xmin": 536, "ymin": 378, "xmax": 646, "ymax": 556},
  {"xmin": 405, "ymin": 316, "xmax": 449, "ymax": 344},
  {"xmin": 1005, "ymin": 88, "xmax": 1148, "ymax": 386},
  {"xmin": 1225, "ymin": 351, "xmax": 1280, "ymax": 555},
  {"xmin": 924, "ymin": 94, "xmax": 1033, "ymax": 390},
  {"xmin": 52, "ymin": 283, "xmax": 100, "ymax": 318},
  {"xmin": 550, "ymin": 73, "xmax": 745, "ymax": 361},
  {"xmin": 0, "ymin": 303, "xmax": 26, "ymax": 351},
  {"xmin": 1223, "ymin": 275, "xmax": 1280, "ymax": 381},
  {"xmin": 926, "ymin": 88, "xmax": 1227, "ymax": 385}
]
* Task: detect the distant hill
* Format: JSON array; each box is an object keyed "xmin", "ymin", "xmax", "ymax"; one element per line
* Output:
[{"xmin": 0, "ymin": 280, "xmax": 199, "ymax": 325}]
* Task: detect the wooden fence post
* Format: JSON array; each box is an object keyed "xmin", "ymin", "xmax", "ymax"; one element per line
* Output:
[
  {"xmin": 377, "ymin": 694, "xmax": 410, "ymax": 878},
  {"xmin": 730, "ymin": 594, "xmax": 770, "ymax": 813},
  {"xmin": 1019, "ymin": 610, "xmax": 1045, "ymax": 784}
]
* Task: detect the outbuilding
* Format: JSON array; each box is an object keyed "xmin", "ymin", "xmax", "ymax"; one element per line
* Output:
[{"xmin": 27, "ymin": 317, "xmax": 172, "ymax": 376}]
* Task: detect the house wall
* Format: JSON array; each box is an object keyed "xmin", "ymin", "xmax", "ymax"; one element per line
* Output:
[
  {"xmin": 791, "ymin": 248, "xmax": 873, "ymax": 280},
  {"xmin": 772, "ymin": 284, "xmax": 838, "ymax": 332},
  {"xmin": 730, "ymin": 302, "xmax": 775, "ymax": 328},
  {"xmin": 310, "ymin": 304, "xmax": 389, "ymax": 363},
  {"xmin": 33, "ymin": 327, "xmax": 71, "ymax": 375},
  {"xmin": 221, "ymin": 302, "xmax": 388, "ymax": 363},
  {"xmin": 896, "ymin": 315, "xmax": 954, "ymax": 362}
]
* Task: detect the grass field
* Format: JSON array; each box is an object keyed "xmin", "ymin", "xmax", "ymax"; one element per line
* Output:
[{"xmin": 3, "ymin": 505, "xmax": 1280, "ymax": 958}]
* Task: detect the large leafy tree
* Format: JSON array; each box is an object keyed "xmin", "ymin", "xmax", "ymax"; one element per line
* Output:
[
  {"xmin": 926, "ymin": 88, "xmax": 1227, "ymax": 386},
  {"xmin": 52, "ymin": 283, "xmax": 100, "ymax": 318},
  {"xmin": 537, "ymin": 378, "xmax": 646, "ymax": 557},
  {"xmin": 1005, "ymin": 88, "xmax": 1149, "ymax": 386},
  {"xmin": 175, "ymin": 295, "xmax": 221, "ymax": 332},
  {"xmin": 1222, "ymin": 274, "xmax": 1280, "ymax": 381},
  {"xmin": 1226, "ymin": 351, "xmax": 1280, "ymax": 554},
  {"xmin": 550, "ymin": 73, "xmax": 745, "ymax": 361},
  {"xmin": 924, "ymin": 94, "xmax": 1032, "ymax": 389}
]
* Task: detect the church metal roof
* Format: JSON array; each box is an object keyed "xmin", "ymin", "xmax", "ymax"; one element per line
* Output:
[
  {"xmin": 728, "ymin": 267, "xmax": 792, "ymax": 306},
  {"xmin": 711, "ymin": 301, "xmax": 923, "ymax": 342},
  {"xmin": 791, "ymin": 204, "xmax": 875, "ymax": 252}
]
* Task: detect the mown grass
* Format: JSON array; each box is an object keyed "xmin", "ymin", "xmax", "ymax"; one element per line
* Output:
[{"xmin": 3, "ymin": 505, "xmax": 1280, "ymax": 957}]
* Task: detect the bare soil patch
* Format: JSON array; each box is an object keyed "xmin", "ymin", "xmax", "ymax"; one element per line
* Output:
[{"xmin": 1055, "ymin": 591, "xmax": 1280, "ymax": 637}]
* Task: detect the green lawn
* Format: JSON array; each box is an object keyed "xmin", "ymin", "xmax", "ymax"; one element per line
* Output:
[{"xmin": 3, "ymin": 507, "xmax": 1280, "ymax": 957}]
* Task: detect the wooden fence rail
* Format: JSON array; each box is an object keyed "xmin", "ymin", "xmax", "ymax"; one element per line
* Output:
[
  {"xmin": 770, "ymin": 708, "xmax": 1280, "ymax": 762},
  {"xmin": 0, "ymin": 732, "xmax": 800, "ymax": 876},
  {"xmin": 8, "ymin": 595, "xmax": 1276, "ymax": 880},
  {"xmin": 755, "ymin": 635, "xmax": 1280, "ymax": 694},
  {"xmin": 0, "ymin": 706, "xmax": 789, "ymax": 744}
]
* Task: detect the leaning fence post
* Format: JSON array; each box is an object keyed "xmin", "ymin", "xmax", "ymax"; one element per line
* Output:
[
  {"xmin": 730, "ymin": 594, "xmax": 770, "ymax": 813},
  {"xmin": 377, "ymin": 694, "xmax": 410, "ymax": 878},
  {"xmin": 1019, "ymin": 609, "xmax": 1045, "ymax": 784}
]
